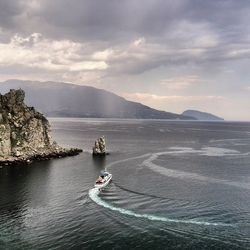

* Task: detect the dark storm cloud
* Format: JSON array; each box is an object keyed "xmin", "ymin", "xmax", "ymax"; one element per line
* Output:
[
  {"xmin": 2, "ymin": 0, "xmax": 247, "ymax": 42},
  {"xmin": 0, "ymin": 0, "xmax": 22, "ymax": 29},
  {"xmin": 0, "ymin": 0, "xmax": 249, "ymax": 120},
  {"xmin": 185, "ymin": 0, "xmax": 250, "ymax": 43},
  {"xmin": 0, "ymin": 0, "xmax": 24, "ymax": 42},
  {"xmin": 1, "ymin": 0, "xmax": 250, "ymax": 45},
  {"xmin": 1, "ymin": 0, "xmax": 250, "ymax": 75},
  {"xmin": 16, "ymin": 0, "xmax": 186, "ymax": 43}
]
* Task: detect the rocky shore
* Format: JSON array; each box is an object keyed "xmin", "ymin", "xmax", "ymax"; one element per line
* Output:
[
  {"xmin": 0, "ymin": 89, "xmax": 82, "ymax": 166},
  {"xmin": 0, "ymin": 147, "xmax": 82, "ymax": 166}
]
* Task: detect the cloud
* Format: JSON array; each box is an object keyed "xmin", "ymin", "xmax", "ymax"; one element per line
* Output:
[
  {"xmin": 160, "ymin": 75, "xmax": 202, "ymax": 90},
  {"xmin": 0, "ymin": 0, "xmax": 249, "ymax": 120},
  {"xmin": 92, "ymin": 49, "xmax": 114, "ymax": 61},
  {"xmin": 0, "ymin": 0, "xmax": 249, "ymax": 46},
  {"xmin": 16, "ymin": 0, "xmax": 250, "ymax": 44},
  {"xmin": 0, "ymin": 32, "xmax": 110, "ymax": 85},
  {"xmin": 0, "ymin": 33, "xmax": 108, "ymax": 72},
  {"xmin": 90, "ymin": 35, "xmax": 219, "ymax": 76},
  {"xmin": 1, "ymin": 0, "xmax": 250, "ymax": 77},
  {"xmin": 133, "ymin": 37, "xmax": 146, "ymax": 47},
  {"xmin": 0, "ymin": 0, "xmax": 22, "ymax": 30},
  {"xmin": 123, "ymin": 92, "xmax": 225, "ymax": 103}
]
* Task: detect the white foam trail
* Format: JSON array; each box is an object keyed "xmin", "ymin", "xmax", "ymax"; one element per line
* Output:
[
  {"xmin": 89, "ymin": 188, "xmax": 229, "ymax": 227},
  {"xmin": 143, "ymin": 150, "xmax": 250, "ymax": 190},
  {"xmin": 210, "ymin": 138, "xmax": 250, "ymax": 143},
  {"xmin": 90, "ymin": 148, "xmax": 242, "ymax": 227},
  {"xmin": 106, "ymin": 147, "xmax": 247, "ymax": 172},
  {"xmin": 168, "ymin": 146, "xmax": 240, "ymax": 157},
  {"xmin": 106, "ymin": 153, "xmax": 152, "ymax": 169}
]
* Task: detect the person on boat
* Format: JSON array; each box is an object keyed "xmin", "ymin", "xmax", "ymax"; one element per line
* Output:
[{"xmin": 96, "ymin": 175, "xmax": 104, "ymax": 184}]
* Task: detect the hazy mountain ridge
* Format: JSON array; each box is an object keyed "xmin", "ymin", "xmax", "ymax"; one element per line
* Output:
[
  {"xmin": 0, "ymin": 80, "xmax": 195, "ymax": 120},
  {"xmin": 182, "ymin": 110, "xmax": 224, "ymax": 121}
]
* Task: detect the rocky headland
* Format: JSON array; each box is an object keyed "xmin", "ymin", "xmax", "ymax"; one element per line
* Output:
[
  {"xmin": 0, "ymin": 89, "xmax": 82, "ymax": 166},
  {"xmin": 182, "ymin": 110, "xmax": 224, "ymax": 121}
]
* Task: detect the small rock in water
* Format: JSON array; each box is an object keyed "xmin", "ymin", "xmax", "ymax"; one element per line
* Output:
[{"xmin": 92, "ymin": 136, "xmax": 106, "ymax": 156}]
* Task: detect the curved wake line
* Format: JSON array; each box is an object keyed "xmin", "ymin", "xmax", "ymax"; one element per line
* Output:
[
  {"xmin": 89, "ymin": 188, "xmax": 231, "ymax": 227},
  {"xmin": 91, "ymin": 149, "xmax": 241, "ymax": 227},
  {"xmin": 105, "ymin": 149, "xmax": 250, "ymax": 190},
  {"xmin": 105, "ymin": 153, "xmax": 152, "ymax": 170},
  {"xmin": 143, "ymin": 151, "xmax": 250, "ymax": 190}
]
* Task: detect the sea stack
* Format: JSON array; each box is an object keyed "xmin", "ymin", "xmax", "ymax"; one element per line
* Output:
[
  {"xmin": 0, "ymin": 89, "xmax": 82, "ymax": 166},
  {"xmin": 92, "ymin": 136, "xmax": 107, "ymax": 156}
]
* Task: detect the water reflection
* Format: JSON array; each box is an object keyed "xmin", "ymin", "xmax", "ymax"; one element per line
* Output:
[
  {"xmin": 0, "ymin": 161, "xmax": 52, "ymax": 224},
  {"xmin": 92, "ymin": 155, "xmax": 106, "ymax": 170}
]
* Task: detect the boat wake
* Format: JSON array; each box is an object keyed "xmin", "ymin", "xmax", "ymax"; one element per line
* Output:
[
  {"xmin": 88, "ymin": 188, "xmax": 231, "ymax": 227},
  {"xmin": 142, "ymin": 149, "xmax": 250, "ymax": 190},
  {"xmin": 104, "ymin": 148, "xmax": 250, "ymax": 190},
  {"xmin": 88, "ymin": 148, "xmax": 245, "ymax": 227}
]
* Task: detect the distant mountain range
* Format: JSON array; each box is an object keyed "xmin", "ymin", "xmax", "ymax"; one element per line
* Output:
[
  {"xmin": 0, "ymin": 80, "xmax": 195, "ymax": 120},
  {"xmin": 182, "ymin": 110, "xmax": 224, "ymax": 121}
]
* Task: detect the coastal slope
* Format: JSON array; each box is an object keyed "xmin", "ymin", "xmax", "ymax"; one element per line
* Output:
[
  {"xmin": 182, "ymin": 110, "xmax": 224, "ymax": 121},
  {"xmin": 0, "ymin": 80, "xmax": 195, "ymax": 120}
]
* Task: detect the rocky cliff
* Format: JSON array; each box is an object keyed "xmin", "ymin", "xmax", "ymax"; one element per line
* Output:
[{"xmin": 0, "ymin": 89, "xmax": 82, "ymax": 165}]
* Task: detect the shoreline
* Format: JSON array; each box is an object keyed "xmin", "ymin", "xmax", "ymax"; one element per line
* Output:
[{"xmin": 0, "ymin": 147, "xmax": 82, "ymax": 166}]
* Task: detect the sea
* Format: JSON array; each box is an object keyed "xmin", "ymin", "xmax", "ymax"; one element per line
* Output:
[{"xmin": 0, "ymin": 118, "xmax": 250, "ymax": 250}]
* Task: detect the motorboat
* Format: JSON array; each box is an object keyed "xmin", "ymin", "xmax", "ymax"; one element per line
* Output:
[{"xmin": 95, "ymin": 170, "xmax": 112, "ymax": 189}]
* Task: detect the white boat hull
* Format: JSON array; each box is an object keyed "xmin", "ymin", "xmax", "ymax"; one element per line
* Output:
[{"xmin": 94, "ymin": 174, "xmax": 112, "ymax": 189}]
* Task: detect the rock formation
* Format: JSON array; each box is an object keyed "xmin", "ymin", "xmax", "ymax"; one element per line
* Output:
[
  {"xmin": 0, "ymin": 89, "xmax": 82, "ymax": 165},
  {"xmin": 92, "ymin": 136, "xmax": 106, "ymax": 156}
]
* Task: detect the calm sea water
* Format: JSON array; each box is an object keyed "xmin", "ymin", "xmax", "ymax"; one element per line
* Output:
[{"xmin": 1, "ymin": 118, "xmax": 250, "ymax": 249}]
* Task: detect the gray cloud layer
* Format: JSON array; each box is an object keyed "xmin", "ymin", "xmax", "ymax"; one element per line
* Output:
[
  {"xmin": 1, "ymin": 0, "xmax": 249, "ymax": 41},
  {"xmin": 0, "ymin": 0, "xmax": 249, "ymax": 119}
]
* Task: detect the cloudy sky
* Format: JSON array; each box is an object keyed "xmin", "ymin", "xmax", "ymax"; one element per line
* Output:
[{"xmin": 0, "ymin": 0, "xmax": 250, "ymax": 120}]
